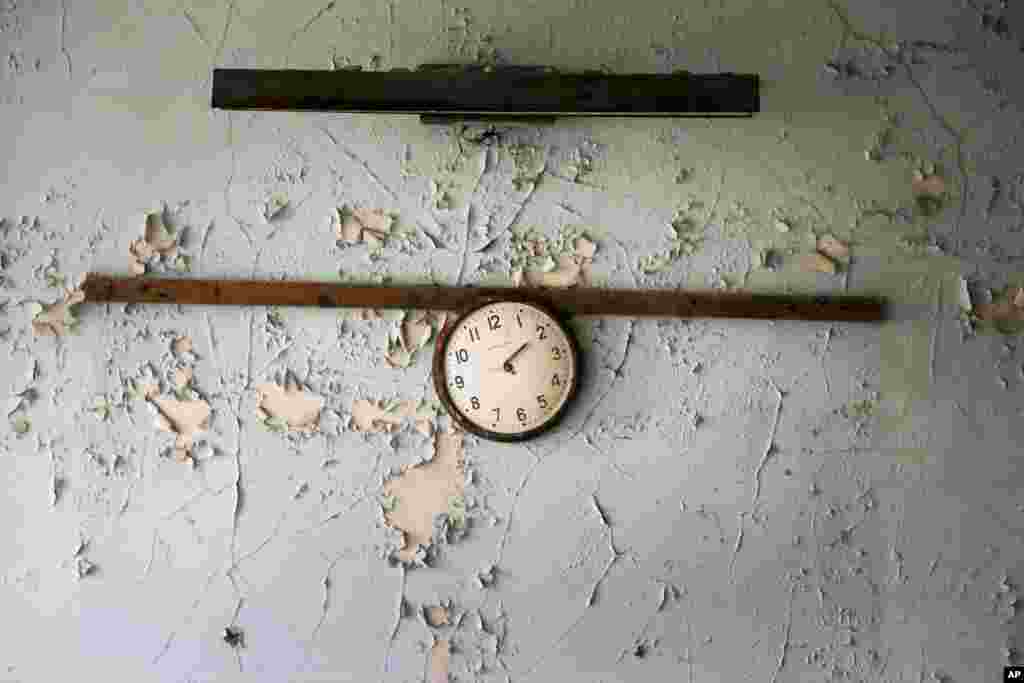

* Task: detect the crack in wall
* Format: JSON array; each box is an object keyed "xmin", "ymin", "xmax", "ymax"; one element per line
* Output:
[
  {"xmin": 473, "ymin": 160, "xmax": 545, "ymax": 255},
  {"xmin": 491, "ymin": 452, "xmax": 542, "ymax": 569},
  {"xmin": 826, "ymin": 0, "xmax": 971, "ymax": 238},
  {"xmin": 333, "ymin": 138, "xmax": 399, "ymax": 202},
  {"xmin": 730, "ymin": 378, "xmax": 784, "ymax": 580},
  {"xmin": 58, "ymin": 0, "xmax": 70, "ymax": 78},
  {"xmin": 768, "ymin": 584, "xmax": 796, "ymax": 683},
  {"xmin": 379, "ymin": 565, "xmax": 406, "ymax": 679},
  {"xmin": 584, "ymin": 494, "xmax": 628, "ymax": 608},
  {"xmin": 215, "ymin": 0, "xmax": 236, "ymax": 63},
  {"xmin": 289, "ymin": 0, "xmax": 337, "ymax": 49},
  {"xmin": 182, "ymin": 8, "xmax": 211, "ymax": 50}
]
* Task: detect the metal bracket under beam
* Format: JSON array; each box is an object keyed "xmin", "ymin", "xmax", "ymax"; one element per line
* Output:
[{"xmin": 211, "ymin": 65, "xmax": 759, "ymax": 123}]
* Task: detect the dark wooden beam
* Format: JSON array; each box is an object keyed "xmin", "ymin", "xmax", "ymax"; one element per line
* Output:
[
  {"xmin": 211, "ymin": 66, "xmax": 759, "ymax": 118},
  {"xmin": 83, "ymin": 275, "xmax": 885, "ymax": 323}
]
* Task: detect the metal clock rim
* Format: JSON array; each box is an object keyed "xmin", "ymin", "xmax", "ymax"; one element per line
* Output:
[{"xmin": 432, "ymin": 294, "xmax": 583, "ymax": 443}]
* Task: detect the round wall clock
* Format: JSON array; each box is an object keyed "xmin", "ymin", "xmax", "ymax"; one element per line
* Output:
[{"xmin": 432, "ymin": 297, "xmax": 581, "ymax": 442}]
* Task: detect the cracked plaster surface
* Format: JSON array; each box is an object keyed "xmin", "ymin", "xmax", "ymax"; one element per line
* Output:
[{"xmin": 1, "ymin": 0, "xmax": 1023, "ymax": 680}]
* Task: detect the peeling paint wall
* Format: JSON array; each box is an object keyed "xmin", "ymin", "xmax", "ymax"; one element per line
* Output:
[{"xmin": 2, "ymin": 0, "xmax": 1023, "ymax": 681}]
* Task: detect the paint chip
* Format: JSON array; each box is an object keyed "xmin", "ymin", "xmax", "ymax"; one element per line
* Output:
[
  {"xmin": 383, "ymin": 344, "xmax": 414, "ymax": 369},
  {"xmin": 380, "ymin": 493, "xmax": 398, "ymax": 512},
  {"xmin": 431, "ymin": 179, "xmax": 456, "ymax": 210},
  {"xmin": 31, "ymin": 289, "xmax": 85, "ymax": 336},
  {"xmin": 336, "ymin": 206, "xmax": 395, "ymax": 247},
  {"xmin": 510, "ymin": 227, "xmax": 598, "ymax": 287},
  {"xmin": 11, "ymin": 414, "xmax": 30, "ymax": 435},
  {"xmin": 172, "ymin": 254, "xmax": 192, "ymax": 273},
  {"xmin": 223, "ymin": 625, "xmax": 245, "ymax": 649},
  {"xmin": 816, "ymin": 235, "xmax": 849, "ymax": 261},
  {"xmin": 263, "ymin": 194, "xmax": 290, "ymax": 223},
  {"xmin": 802, "ymin": 252, "xmax": 837, "ymax": 275},
  {"xmin": 90, "ymin": 395, "xmax": 114, "ymax": 422},
  {"xmin": 129, "ymin": 211, "xmax": 179, "ymax": 276},
  {"xmin": 351, "ymin": 398, "xmax": 438, "ymax": 435},
  {"xmin": 476, "ymin": 565, "xmax": 496, "ymax": 588},
  {"xmin": 386, "ymin": 310, "xmax": 446, "ymax": 368},
  {"xmin": 151, "ymin": 396, "xmax": 211, "ymax": 460},
  {"xmin": 508, "ymin": 143, "xmax": 545, "ymax": 190},
  {"xmin": 172, "ymin": 367, "xmax": 193, "ymax": 390},
  {"xmin": 254, "ymin": 375, "xmax": 324, "ymax": 433},
  {"xmin": 424, "ymin": 605, "xmax": 450, "ymax": 627},
  {"xmin": 912, "ymin": 173, "xmax": 946, "ymax": 197},
  {"xmin": 524, "ymin": 254, "xmax": 583, "ymax": 288},
  {"xmin": 575, "ymin": 236, "xmax": 597, "ymax": 259},
  {"xmin": 975, "ymin": 286, "xmax": 1024, "ymax": 328},
  {"xmin": 446, "ymin": 495, "xmax": 467, "ymax": 532},
  {"xmin": 351, "ymin": 308, "xmax": 386, "ymax": 321},
  {"xmin": 638, "ymin": 208, "xmax": 704, "ymax": 273},
  {"xmin": 72, "ymin": 539, "xmax": 96, "ymax": 579},
  {"xmin": 172, "ymin": 336, "xmax": 193, "ymax": 355},
  {"xmin": 43, "ymin": 270, "xmax": 66, "ymax": 289},
  {"xmin": 130, "ymin": 378, "xmax": 160, "ymax": 401},
  {"xmin": 520, "ymin": 246, "xmax": 596, "ymax": 289},
  {"xmin": 351, "ymin": 399, "xmax": 405, "ymax": 433},
  {"xmin": 429, "ymin": 639, "xmax": 450, "ymax": 683},
  {"xmin": 563, "ymin": 148, "xmax": 594, "ymax": 183},
  {"xmin": 911, "ymin": 171, "xmax": 947, "ymax": 216},
  {"xmin": 383, "ymin": 429, "xmax": 465, "ymax": 562},
  {"xmin": 865, "ymin": 125, "xmax": 895, "ymax": 162}
]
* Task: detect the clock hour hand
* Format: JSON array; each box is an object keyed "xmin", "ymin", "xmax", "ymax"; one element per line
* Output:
[{"xmin": 501, "ymin": 342, "xmax": 530, "ymax": 373}]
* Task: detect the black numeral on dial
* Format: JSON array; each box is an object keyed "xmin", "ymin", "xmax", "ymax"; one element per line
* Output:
[
  {"xmin": 456, "ymin": 348, "xmax": 469, "ymax": 363},
  {"xmin": 536, "ymin": 395, "xmax": 548, "ymax": 409},
  {"xmin": 537, "ymin": 325, "xmax": 547, "ymax": 340},
  {"xmin": 470, "ymin": 396, "xmax": 480, "ymax": 409},
  {"xmin": 516, "ymin": 408, "xmax": 527, "ymax": 424},
  {"xmin": 469, "ymin": 327, "xmax": 480, "ymax": 342},
  {"xmin": 488, "ymin": 314, "xmax": 501, "ymax": 331},
  {"xmin": 454, "ymin": 376, "xmax": 464, "ymax": 389}
]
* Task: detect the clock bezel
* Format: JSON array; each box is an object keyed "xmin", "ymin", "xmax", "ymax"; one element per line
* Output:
[{"xmin": 432, "ymin": 295, "xmax": 582, "ymax": 442}]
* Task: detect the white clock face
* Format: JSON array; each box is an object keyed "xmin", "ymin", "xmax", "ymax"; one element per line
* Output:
[{"xmin": 442, "ymin": 301, "xmax": 577, "ymax": 438}]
